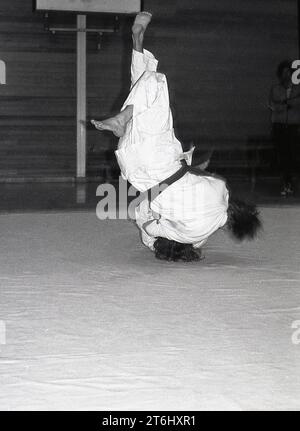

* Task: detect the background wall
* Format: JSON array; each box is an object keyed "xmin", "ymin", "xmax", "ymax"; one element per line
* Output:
[{"xmin": 0, "ymin": 0, "xmax": 298, "ymax": 180}]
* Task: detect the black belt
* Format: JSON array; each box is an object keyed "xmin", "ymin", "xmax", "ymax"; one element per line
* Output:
[{"xmin": 146, "ymin": 159, "xmax": 214, "ymax": 202}]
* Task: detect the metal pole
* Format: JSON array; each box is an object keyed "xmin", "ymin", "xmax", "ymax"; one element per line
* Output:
[
  {"xmin": 76, "ymin": 14, "xmax": 87, "ymax": 178},
  {"xmin": 298, "ymin": 0, "xmax": 300, "ymax": 57}
]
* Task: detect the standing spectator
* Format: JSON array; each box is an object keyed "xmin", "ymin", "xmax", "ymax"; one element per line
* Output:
[{"xmin": 269, "ymin": 60, "xmax": 300, "ymax": 196}]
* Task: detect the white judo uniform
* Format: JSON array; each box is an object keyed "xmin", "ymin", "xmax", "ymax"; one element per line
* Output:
[{"xmin": 115, "ymin": 49, "xmax": 229, "ymax": 251}]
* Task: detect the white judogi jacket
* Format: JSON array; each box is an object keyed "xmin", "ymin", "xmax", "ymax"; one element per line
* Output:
[{"xmin": 135, "ymin": 173, "xmax": 229, "ymax": 250}]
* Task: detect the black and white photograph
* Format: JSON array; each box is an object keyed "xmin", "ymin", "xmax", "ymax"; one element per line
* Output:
[{"xmin": 0, "ymin": 0, "xmax": 299, "ymax": 413}]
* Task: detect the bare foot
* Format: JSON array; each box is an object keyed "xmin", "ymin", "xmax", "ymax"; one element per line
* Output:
[
  {"xmin": 132, "ymin": 11, "xmax": 152, "ymax": 36},
  {"xmin": 91, "ymin": 117, "xmax": 126, "ymax": 138}
]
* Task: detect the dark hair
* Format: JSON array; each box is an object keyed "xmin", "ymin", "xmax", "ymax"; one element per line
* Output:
[
  {"xmin": 276, "ymin": 60, "xmax": 292, "ymax": 80},
  {"xmin": 227, "ymin": 198, "xmax": 262, "ymax": 241},
  {"xmin": 153, "ymin": 237, "xmax": 201, "ymax": 262}
]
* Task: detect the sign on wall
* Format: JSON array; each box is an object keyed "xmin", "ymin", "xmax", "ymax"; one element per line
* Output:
[{"xmin": 35, "ymin": 0, "xmax": 141, "ymax": 14}]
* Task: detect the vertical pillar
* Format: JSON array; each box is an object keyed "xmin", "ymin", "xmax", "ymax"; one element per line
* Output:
[
  {"xmin": 298, "ymin": 1, "xmax": 300, "ymax": 57},
  {"xmin": 76, "ymin": 14, "xmax": 87, "ymax": 178},
  {"xmin": 0, "ymin": 60, "xmax": 6, "ymax": 85}
]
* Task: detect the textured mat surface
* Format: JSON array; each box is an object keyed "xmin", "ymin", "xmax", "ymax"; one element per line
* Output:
[{"xmin": 0, "ymin": 208, "xmax": 299, "ymax": 410}]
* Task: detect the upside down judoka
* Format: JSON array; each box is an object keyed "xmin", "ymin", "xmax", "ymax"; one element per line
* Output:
[{"xmin": 92, "ymin": 12, "xmax": 261, "ymax": 262}]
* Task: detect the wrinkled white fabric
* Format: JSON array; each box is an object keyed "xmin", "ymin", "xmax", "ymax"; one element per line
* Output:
[
  {"xmin": 136, "ymin": 174, "xmax": 229, "ymax": 250},
  {"xmin": 115, "ymin": 49, "xmax": 184, "ymax": 192},
  {"xmin": 116, "ymin": 49, "xmax": 228, "ymax": 249}
]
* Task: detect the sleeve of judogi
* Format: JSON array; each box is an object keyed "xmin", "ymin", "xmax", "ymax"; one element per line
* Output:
[
  {"xmin": 135, "ymin": 199, "xmax": 152, "ymax": 227},
  {"xmin": 141, "ymin": 219, "xmax": 165, "ymax": 251},
  {"xmin": 135, "ymin": 199, "xmax": 161, "ymax": 251},
  {"xmin": 143, "ymin": 219, "xmax": 165, "ymax": 238}
]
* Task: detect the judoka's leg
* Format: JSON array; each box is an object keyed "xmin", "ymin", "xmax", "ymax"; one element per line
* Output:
[
  {"xmin": 91, "ymin": 12, "xmax": 153, "ymax": 137},
  {"xmin": 130, "ymin": 13, "xmax": 158, "ymax": 86},
  {"xmin": 132, "ymin": 12, "xmax": 152, "ymax": 53},
  {"xmin": 91, "ymin": 12, "xmax": 166, "ymax": 137},
  {"xmin": 91, "ymin": 67, "xmax": 171, "ymax": 138}
]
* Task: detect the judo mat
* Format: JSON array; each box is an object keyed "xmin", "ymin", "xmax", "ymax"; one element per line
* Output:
[{"xmin": 0, "ymin": 207, "xmax": 300, "ymax": 410}]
